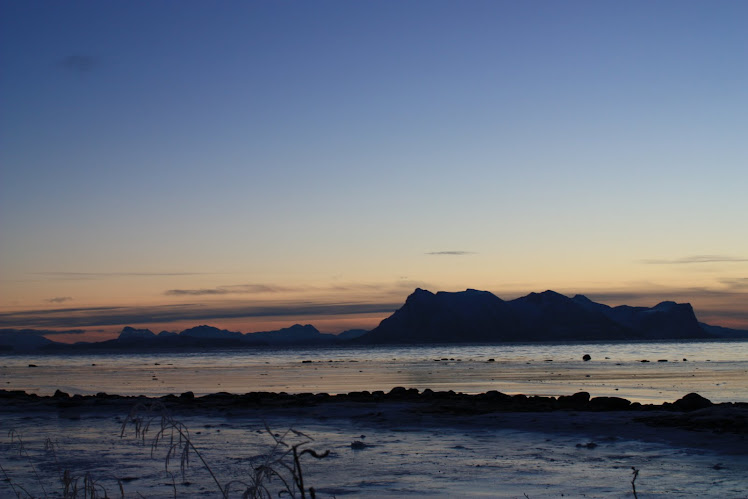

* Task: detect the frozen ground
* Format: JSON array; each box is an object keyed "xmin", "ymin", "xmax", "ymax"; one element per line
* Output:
[{"xmin": 1, "ymin": 401, "xmax": 746, "ymax": 498}]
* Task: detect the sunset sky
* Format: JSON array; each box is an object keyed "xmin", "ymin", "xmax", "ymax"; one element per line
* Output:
[{"xmin": 2, "ymin": 1, "xmax": 747, "ymax": 342}]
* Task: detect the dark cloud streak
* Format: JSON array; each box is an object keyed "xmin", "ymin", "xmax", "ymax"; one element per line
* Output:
[
  {"xmin": 0, "ymin": 328, "xmax": 85, "ymax": 336},
  {"xmin": 426, "ymin": 251, "xmax": 475, "ymax": 256},
  {"xmin": 34, "ymin": 271, "xmax": 216, "ymax": 281},
  {"xmin": 720, "ymin": 278, "xmax": 748, "ymax": 290},
  {"xmin": 0, "ymin": 302, "xmax": 400, "ymax": 329},
  {"xmin": 642, "ymin": 255, "xmax": 748, "ymax": 265},
  {"xmin": 46, "ymin": 296, "xmax": 73, "ymax": 304},
  {"xmin": 165, "ymin": 284, "xmax": 295, "ymax": 296}
]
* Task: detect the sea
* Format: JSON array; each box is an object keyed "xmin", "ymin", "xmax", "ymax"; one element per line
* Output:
[{"xmin": 2, "ymin": 340, "xmax": 747, "ymax": 403}]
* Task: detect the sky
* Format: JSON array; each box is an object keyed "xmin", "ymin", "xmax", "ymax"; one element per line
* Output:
[{"xmin": 1, "ymin": 1, "xmax": 747, "ymax": 341}]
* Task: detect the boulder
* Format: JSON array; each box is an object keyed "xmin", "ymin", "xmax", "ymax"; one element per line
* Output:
[{"xmin": 673, "ymin": 393, "xmax": 713, "ymax": 411}]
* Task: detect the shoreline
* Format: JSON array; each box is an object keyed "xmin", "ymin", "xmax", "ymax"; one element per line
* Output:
[
  {"xmin": 3, "ymin": 387, "xmax": 746, "ymax": 497},
  {"xmin": 3, "ymin": 387, "xmax": 747, "ymax": 436}
]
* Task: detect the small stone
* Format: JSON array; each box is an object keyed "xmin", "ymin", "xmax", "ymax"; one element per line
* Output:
[{"xmin": 582, "ymin": 354, "xmax": 591, "ymax": 361}]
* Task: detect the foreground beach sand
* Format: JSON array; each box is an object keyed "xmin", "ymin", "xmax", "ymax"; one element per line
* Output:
[{"xmin": 1, "ymin": 388, "xmax": 746, "ymax": 497}]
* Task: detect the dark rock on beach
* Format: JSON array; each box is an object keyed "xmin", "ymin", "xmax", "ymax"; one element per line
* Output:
[
  {"xmin": 588, "ymin": 396, "xmax": 632, "ymax": 411},
  {"xmin": 673, "ymin": 393, "xmax": 713, "ymax": 411},
  {"xmin": 0, "ymin": 388, "xmax": 745, "ymax": 434}
]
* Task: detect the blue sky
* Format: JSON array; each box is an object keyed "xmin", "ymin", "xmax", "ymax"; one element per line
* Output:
[{"xmin": 2, "ymin": 1, "xmax": 747, "ymax": 337}]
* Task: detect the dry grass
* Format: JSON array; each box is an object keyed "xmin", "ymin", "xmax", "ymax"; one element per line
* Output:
[
  {"xmin": 1, "ymin": 429, "xmax": 122, "ymax": 498},
  {"xmin": 2, "ymin": 403, "xmax": 329, "ymax": 498},
  {"xmin": 120, "ymin": 401, "xmax": 329, "ymax": 498}
]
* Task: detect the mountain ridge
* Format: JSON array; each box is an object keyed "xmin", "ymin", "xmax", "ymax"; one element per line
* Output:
[
  {"xmin": 357, "ymin": 288, "xmax": 737, "ymax": 343},
  {"xmin": 1, "ymin": 288, "xmax": 746, "ymax": 351}
]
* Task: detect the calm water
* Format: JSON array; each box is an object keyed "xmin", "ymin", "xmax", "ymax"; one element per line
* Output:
[{"xmin": 2, "ymin": 340, "xmax": 747, "ymax": 403}]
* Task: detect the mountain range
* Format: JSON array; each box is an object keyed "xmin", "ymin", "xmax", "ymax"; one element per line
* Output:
[
  {"xmin": 356, "ymin": 288, "xmax": 714, "ymax": 343},
  {"xmin": 1, "ymin": 288, "xmax": 746, "ymax": 351}
]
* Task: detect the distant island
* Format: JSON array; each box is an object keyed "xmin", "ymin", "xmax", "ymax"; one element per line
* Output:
[{"xmin": 1, "ymin": 288, "xmax": 747, "ymax": 352}]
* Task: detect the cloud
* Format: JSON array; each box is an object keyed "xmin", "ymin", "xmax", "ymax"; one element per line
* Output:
[
  {"xmin": 720, "ymin": 278, "xmax": 748, "ymax": 290},
  {"xmin": 0, "ymin": 328, "xmax": 85, "ymax": 336},
  {"xmin": 46, "ymin": 296, "xmax": 73, "ymax": 304},
  {"xmin": 34, "ymin": 271, "xmax": 214, "ymax": 281},
  {"xmin": 61, "ymin": 55, "xmax": 97, "ymax": 72},
  {"xmin": 165, "ymin": 284, "xmax": 295, "ymax": 296},
  {"xmin": 165, "ymin": 280, "xmax": 431, "ymax": 297},
  {"xmin": 578, "ymin": 285, "xmax": 745, "ymax": 304},
  {"xmin": 0, "ymin": 301, "xmax": 401, "ymax": 329},
  {"xmin": 426, "ymin": 251, "xmax": 476, "ymax": 256},
  {"xmin": 642, "ymin": 255, "xmax": 748, "ymax": 265}
]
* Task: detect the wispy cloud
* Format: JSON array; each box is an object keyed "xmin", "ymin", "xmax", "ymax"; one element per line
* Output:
[
  {"xmin": 642, "ymin": 255, "xmax": 748, "ymax": 265},
  {"xmin": 34, "ymin": 271, "xmax": 214, "ymax": 281},
  {"xmin": 426, "ymin": 251, "xmax": 476, "ymax": 256},
  {"xmin": 0, "ymin": 301, "xmax": 401, "ymax": 329},
  {"xmin": 0, "ymin": 328, "xmax": 85, "ymax": 336},
  {"xmin": 720, "ymin": 278, "xmax": 748, "ymax": 290},
  {"xmin": 45, "ymin": 296, "xmax": 73, "ymax": 304},
  {"xmin": 61, "ymin": 55, "xmax": 97, "ymax": 72},
  {"xmin": 165, "ymin": 280, "xmax": 430, "ymax": 297},
  {"xmin": 165, "ymin": 284, "xmax": 294, "ymax": 296}
]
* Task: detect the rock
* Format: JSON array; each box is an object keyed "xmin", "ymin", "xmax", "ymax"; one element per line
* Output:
[
  {"xmin": 558, "ymin": 392, "xmax": 590, "ymax": 408},
  {"xmin": 673, "ymin": 393, "xmax": 712, "ymax": 411},
  {"xmin": 388, "ymin": 386, "xmax": 408, "ymax": 398},
  {"xmin": 583, "ymin": 354, "xmax": 591, "ymax": 361},
  {"xmin": 576, "ymin": 442, "xmax": 598, "ymax": 449},
  {"xmin": 53, "ymin": 389, "xmax": 69, "ymax": 398},
  {"xmin": 588, "ymin": 396, "xmax": 632, "ymax": 411}
]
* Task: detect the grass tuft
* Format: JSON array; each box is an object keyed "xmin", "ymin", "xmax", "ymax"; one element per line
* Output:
[{"xmin": 120, "ymin": 401, "xmax": 329, "ymax": 498}]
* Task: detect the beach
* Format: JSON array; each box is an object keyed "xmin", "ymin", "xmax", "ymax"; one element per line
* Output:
[
  {"xmin": 1, "ymin": 389, "xmax": 747, "ymax": 498},
  {"xmin": 2, "ymin": 341, "xmax": 747, "ymax": 497}
]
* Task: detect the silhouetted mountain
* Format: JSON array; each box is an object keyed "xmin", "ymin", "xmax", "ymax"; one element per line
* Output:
[
  {"xmin": 357, "ymin": 288, "xmax": 521, "ymax": 343},
  {"xmin": 337, "ymin": 329, "xmax": 369, "ymax": 340},
  {"xmin": 358, "ymin": 288, "xmax": 713, "ymax": 344},
  {"xmin": 572, "ymin": 295, "xmax": 706, "ymax": 339},
  {"xmin": 0, "ymin": 329, "xmax": 56, "ymax": 352},
  {"xmin": 1, "ymin": 289, "xmax": 744, "ymax": 352},
  {"xmin": 117, "ymin": 326, "xmax": 156, "ymax": 343},
  {"xmin": 699, "ymin": 322, "xmax": 748, "ymax": 338},
  {"xmin": 509, "ymin": 291, "xmax": 632, "ymax": 340},
  {"xmin": 248, "ymin": 324, "xmax": 336, "ymax": 344},
  {"xmin": 179, "ymin": 325, "xmax": 244, "ymax": 340}
]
